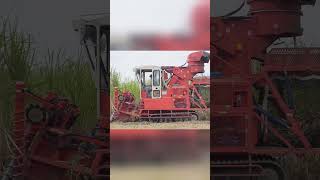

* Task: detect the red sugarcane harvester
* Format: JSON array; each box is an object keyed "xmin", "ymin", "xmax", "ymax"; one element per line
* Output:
[
  {"xmin": 212, "ymin": 0, "xmax": 320, "ymax": 179},
  {"xmin": 112, "ymin": 51, "xmax": 210, "ymax": 122}
]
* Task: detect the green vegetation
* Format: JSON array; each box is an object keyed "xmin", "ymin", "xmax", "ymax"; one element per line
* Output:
[
  {"xmin": 283, "ymin": 153, "xmax": 320, "ymax": 180},
  {"xmin": 1, "ymin": 17, "xmax": 35, "ymax": 162},
  {"xmin": 110, "ymin": 68, "xmax": 139, "ymax": 102}
]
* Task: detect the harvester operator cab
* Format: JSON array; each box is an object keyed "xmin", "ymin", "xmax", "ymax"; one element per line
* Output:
[{"xmin": 134, "ymin": 66, "xmax": 162, "ymax": 99}]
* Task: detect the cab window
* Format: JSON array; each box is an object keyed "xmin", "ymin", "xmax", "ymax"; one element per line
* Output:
[{"xmin": 153, "ymin": 70, "xmax": 160, "ymax": 86}]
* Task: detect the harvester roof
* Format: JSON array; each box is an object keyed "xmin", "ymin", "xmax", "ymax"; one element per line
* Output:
[
  {"xmin": 133, "ymin": 65, "xmax": 160, "ymax": 73},
  {"xmin": 72, "ymin": 13, "xmax": 109, "ymax": 31}
]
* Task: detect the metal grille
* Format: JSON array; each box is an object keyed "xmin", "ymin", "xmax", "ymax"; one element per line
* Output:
[{"xmin": 265, "ymin": 48, "xmax": 320, "ymax": 72}]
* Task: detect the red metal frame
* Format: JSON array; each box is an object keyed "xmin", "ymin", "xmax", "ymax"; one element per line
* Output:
[
  {"xmin": 11, "ymin": 82, "xmax": 109, "ymax": 179},
  {"xmin": 211, "ymin": 0, "xmax": 319, "ymax": 178}
]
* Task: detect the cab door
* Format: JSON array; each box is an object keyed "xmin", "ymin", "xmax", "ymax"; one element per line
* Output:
[{"xmin": 152, "ymin": 67, "xmax": 162, "ymax": 99}]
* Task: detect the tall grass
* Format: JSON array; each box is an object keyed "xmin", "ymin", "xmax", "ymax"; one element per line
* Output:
[
  {"xmin": 110, "ymin": 68, "xmax": 139, "ymax": 102},
  {"xmin": 0, "ymin": 17, "xmax": 35, "ymax": 163},
  {"xmin": 34, "ymin": 49, "xmax": 97, "ymax": 130},
  {"xmin": 283, "ymin": 153, "xmax": 320, "ymax": 180}
]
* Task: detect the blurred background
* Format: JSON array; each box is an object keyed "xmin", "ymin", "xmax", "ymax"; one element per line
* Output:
[
  {"xmin": 110, "ymin": 0, "xmax": 209, "ymax": 50},
  {"xmin": 110, "ymin": 130, "xmax": 210, "ymax": 180},
  {"xmin": 211, "ymin": 0, "xmax": 320, "ymax": 46},
  {"xmin": 0, "ymin": 0, "xmax": 107, "ymax": 56}
]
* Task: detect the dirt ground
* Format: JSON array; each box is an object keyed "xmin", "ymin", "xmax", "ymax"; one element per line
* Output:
[
  {"xmin": 111, "ymin": 161, "xmax": 209, "ymax": 180},
  {"xmin": 110, "ymin": 120, "xmax": 210, "ymax": 129}
]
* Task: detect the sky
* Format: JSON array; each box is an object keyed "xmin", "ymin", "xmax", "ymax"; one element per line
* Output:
[
  {"xmin": 111, "ymin": 51, "xmax": 210, "ymax": 80},
  {"xmin": 0, "ymin": 0, "xmax": 107, "ymax": 56},
  {"xmin": 110, "ymin": 0, "xmax": 197, "ymax": 35}
]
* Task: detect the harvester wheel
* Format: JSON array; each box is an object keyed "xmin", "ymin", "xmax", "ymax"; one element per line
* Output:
[
  {"xmin": 191, "ymin": 113, "xmax": 199, "ymax": 121},
  {"xmin": 258, "ymin": 162, "xmax": 285, "ymax": 180},
  {"xmin": 110, "ymin": 112, "xmax": 118, "ymax": 122},
  {"xmin": 150, "ymin": 118, "xmax": 157, "ymax": 123},
  {"xmin": 259, "ymin": 168, "xmax": 281, "ymax": 180},
  {"xmin": 118, "ymin": 95, "xmax": 124, "ymax": 102},
  {"xmin": 26, "ymin": 104, "xmax": 46, "ymax": 123}
]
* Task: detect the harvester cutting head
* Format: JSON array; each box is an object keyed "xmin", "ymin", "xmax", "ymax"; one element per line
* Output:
[{"xmin": 26, "ymin": 92, "xmax": 80, "ymax": 129}]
